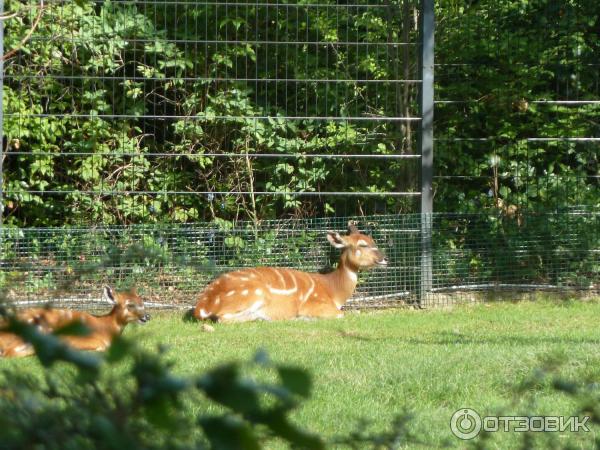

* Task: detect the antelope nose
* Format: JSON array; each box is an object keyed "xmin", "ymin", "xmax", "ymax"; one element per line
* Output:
[
  {"xmin": 378, "ymin": 257, "xmax": 388, "ymax": 266},
  {"xmin": 140, "ymin": 313, "xmax": 151, "ymax": 323}
]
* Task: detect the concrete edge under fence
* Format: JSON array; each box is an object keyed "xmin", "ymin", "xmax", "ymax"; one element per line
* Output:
[{"xmin": 5, "ymin": 286, "xmax": 599, "ymax": 314}]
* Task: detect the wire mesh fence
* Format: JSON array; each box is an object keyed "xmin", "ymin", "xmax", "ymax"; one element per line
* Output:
[
  {"xmin": 426, "ymin": 210, "xmax": 599, "ymax": 305},
  {"xmin": 0, "ymin": 214, "xmax": 419, "ymax": 309},
  {"xmin": 2, "ymin": 0, "xmax": 423, "ymax": 225},
  {"xmin": 1, "ymin": 0, "xmax": 599, "ymax": 310},
  {"xmin": 1, "ymin": 212, "xmax": 597, "ymax": 310},
  {"xmin": 434, "ymin": 1, "xmax": 599, "ymax": 214}
]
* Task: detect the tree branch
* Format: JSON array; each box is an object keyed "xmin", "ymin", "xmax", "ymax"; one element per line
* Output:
[{"xmin": 2, "ymin": 0, "xmax": 45, "ymax": 62}]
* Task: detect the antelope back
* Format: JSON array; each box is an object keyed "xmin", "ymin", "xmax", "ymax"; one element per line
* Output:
[
  {"xmin": 14, "ymin": 287, "xmax": 150, "ymax": 330},
  {"xmin": 0, "ymin": 332, "xmax": 34, "ymax": 357},
  {"xmin": 195, "ymin": 267, "xmax": 313, "ymax": 321}
]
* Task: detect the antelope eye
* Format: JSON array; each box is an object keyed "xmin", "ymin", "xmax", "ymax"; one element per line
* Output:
[
  {"xmin": 126, "ymin": 303, "xmax": 137, "ymax": 310},
  {"xmin": 359, "ymin": 243, "xmax": 369, "ymax": 248}
]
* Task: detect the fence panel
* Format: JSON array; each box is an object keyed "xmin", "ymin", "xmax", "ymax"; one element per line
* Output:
[{"xmin": 1, "ymin": 1, "xmax": 598, "ymax": 309}]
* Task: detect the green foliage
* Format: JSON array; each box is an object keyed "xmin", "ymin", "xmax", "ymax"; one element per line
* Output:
[
  {"xmin": 0, "ymin": 316, "xmax": 325, "ymax": 449},
  {"xmin": 432, "ymin": 212, "xmax": 599, "ymax": 289},
  {"xmin": 3, "ymin": 0, "xmax": 599, "ymax": 225},
  {"xmin": 0, "ymin": 312, "xmax": 431, "ymax": 449},
  {"xmin": 435, "ymin": 0, "xmax": 599, "ymax": 213},
  {"xmin": 3, "ymin": 0, "xmax": 419, "ymax": 225},
  {"xmin": 4, "ymin": 302, "xmax": 600, "ymax": 449}
]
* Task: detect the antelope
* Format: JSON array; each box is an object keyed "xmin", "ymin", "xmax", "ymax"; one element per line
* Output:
[
  {"xmin": 0, "ymin": 287, "xmax": 150, "ymax": 358},
  {"xmin": 193, "ymin": 222, "xmax": 387, "ymax": 322}
]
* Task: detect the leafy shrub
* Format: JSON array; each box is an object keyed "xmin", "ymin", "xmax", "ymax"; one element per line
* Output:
[{"xmin": 0, "ymin": 311, "xmax": 416, "ymax": 449}]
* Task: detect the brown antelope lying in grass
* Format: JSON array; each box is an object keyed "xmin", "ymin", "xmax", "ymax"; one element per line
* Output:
[
  {"xmin": 0, "ymin": 287, "xmax": 150, "ymax": 358},
  {"xmin": 193, "ymin": 222, "xmax": 387, "ymax": 322}
]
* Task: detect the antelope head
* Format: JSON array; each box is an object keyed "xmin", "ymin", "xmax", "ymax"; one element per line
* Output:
[
  {"xmin": 104, "ymin": 286, "xmax": 151, "ymax": 324},
  {"xmin": 326, "ymin": 221, "xmax": 388, "ymax": 271}
]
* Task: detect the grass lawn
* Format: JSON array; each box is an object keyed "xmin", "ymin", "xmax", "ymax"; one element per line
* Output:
[{"xmin": 5, "ymin": 299, "xmax": 600, "ymax": 448}]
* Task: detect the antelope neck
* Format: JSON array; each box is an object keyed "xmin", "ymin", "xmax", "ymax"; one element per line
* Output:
[
  {"xmin": 324, "ymin": 250, "xmax": 359, "ymax": 307},
  {"xmin": 101, "ymin": 306, "xmax": 128, "ymax": 334}
]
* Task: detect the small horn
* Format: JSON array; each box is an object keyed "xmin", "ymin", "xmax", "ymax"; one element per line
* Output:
[{"xmin": 347, "ymin": 220, "xmax": 359, "ymax": 235}]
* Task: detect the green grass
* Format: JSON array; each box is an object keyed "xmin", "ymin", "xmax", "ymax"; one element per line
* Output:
[{"xmin": 6, "ymin": 299, "xmax": 600, "ymax": 448}]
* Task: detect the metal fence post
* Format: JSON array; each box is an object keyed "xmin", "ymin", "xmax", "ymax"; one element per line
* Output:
[{"xmin": 419, "ymin": 0, "xmax": 434, "ymax": 306}]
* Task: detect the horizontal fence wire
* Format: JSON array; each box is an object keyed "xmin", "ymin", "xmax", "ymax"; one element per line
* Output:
[
  {"xmin": 5, "ymin": 115, "xmax": 421, "ymax": 121},
  {"xmin": 2, "ymin": 152, "xmax": 421, "ymax": 159},
  {"xmin": 0, "ymin": 213, "xmax": 597, "ymax": 311}
]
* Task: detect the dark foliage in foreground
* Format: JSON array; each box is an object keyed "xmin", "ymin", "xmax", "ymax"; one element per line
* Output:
[{"xmin": 0, "ymin": 313, "xmax": 416, "ymax": 449}]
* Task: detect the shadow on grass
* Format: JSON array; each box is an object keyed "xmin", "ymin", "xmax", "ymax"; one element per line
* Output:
[
  {"xmin": 404, "ymin": 330, "xmax": 600, "ymax": 346},
  {"xmin": 336, "ymin": 329, "xmax": 376, "ymax": 342},
  {"xmin": 332, "ymin": 327, "xmax": 600, "ymax": 346},
  {"xmin": 182, "ymin": 308, "xmax": 197, "ymax": 323}
]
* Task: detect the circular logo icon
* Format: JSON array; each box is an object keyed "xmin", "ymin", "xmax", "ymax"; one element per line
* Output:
[{"xmin": 450, "ymin": 408, "xmax": 482, "ymax": 440}]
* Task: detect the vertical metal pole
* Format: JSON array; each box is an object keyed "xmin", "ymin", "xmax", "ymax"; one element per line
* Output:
[{"xmin": 419, "ymin": 0, "xmax": 434, "ymax": 306}]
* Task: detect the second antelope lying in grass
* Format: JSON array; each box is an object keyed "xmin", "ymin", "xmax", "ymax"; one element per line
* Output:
[
  {"xmin": 0, "ymin": 287, "xmax": 150, "ymax": 358},
  {"xmin": 193, "ymin": 222, "xmax": 387, "ymax": 322}
]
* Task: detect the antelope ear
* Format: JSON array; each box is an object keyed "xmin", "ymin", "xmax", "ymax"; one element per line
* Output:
[
  {"xmin": 327, "ymin": 231, "xmax": 347, "ymax": 249},
  {"xmin": 103, "ymin": 286, "xmax": 117, "ymax": 305},
  {"xmin": 347, "ymin": 220, "xmax": 360, "ymax": 235}
]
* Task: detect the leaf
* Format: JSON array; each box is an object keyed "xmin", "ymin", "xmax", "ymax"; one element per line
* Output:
[
  {"xmin": 253, "ymin": 348, "xmax": 271, "ymax": 366},
  {"xmin": 254, "ymin": 411, "xmax": 325, "ymax": 450},
  {"xmin": 224, "ymin": 236, "xmax": 245, "ymax": 249},
  {"xmin": 277, "ymin": 366, "xmax": 312, "ymax": 398},
  {"xmin": 196, "ymin": 363, "xmax": 261, "ymax": 415},
  {"xmin": 106, "ymin": 335, "xmax": 133, "ymax": 362},
  {"xmin": 199, "ymin": 416, "xmax": 260, "ymax": 450},
  {"xmin": 53, "ymin": 321, "xmax": 92, "ymax": 337}
]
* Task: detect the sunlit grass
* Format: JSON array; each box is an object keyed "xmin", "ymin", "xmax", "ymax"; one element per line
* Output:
[{"xmin": 6, "ymin": 298, "xmax": 600, "ymax": 448}]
